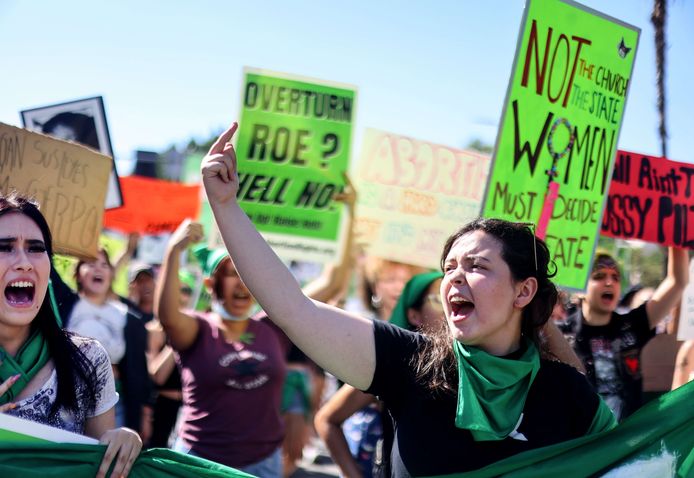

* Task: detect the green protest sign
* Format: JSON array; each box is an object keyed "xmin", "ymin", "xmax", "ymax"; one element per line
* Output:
[
  {"xmin": 235, "ymin": 68, "xmax": 356, "ymax": 264},
  {"xmin": 481, "ymin": 0, "xmax": 639, "ymax": 289}
]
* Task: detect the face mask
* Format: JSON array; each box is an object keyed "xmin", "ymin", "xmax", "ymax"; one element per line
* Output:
[{"xmin": 211, "ymin": 301, "xmax": 245, "ymax": 322}]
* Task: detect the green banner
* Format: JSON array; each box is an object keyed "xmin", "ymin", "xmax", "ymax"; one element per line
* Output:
[
  {"xmin": 425, "ymin": 380, "xmax": 694, "ymax": 477},
  {"xmin": 481, "ymin": 0, "xmax": 639, "ymax": 289},
  {"xmin": 0, "ymin": 445, "xmax": 253, "ymax": 478},
  {"xmin": 3, "ymin": 382, "xmax": 691, "ymax": 477},
  {"xmin": 235, "ymin": 68, "xmax": 356, "ymax": 264}
]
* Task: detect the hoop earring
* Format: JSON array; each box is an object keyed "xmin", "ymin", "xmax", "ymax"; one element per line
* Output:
[{"xmin": 371, "ymin": 294, "xmax": 383, "ymax": 309}]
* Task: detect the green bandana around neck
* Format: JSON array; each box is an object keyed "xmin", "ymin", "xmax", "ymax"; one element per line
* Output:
[
  {"xmin": 0, "ymin": 328, "xmax": 51, "ymax": 406},
  {"xmin": 453, "ymin": 338, "xmax": 540, "ymax": 441}
]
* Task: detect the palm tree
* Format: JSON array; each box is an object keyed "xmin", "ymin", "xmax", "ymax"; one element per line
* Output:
[{"xmin": 651, "ymin": 0, "xmax": 668, "ymax": 158}]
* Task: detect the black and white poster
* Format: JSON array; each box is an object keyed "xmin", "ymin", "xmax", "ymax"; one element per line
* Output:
[{"xmin": 21, "ymin": 96, "xmax": 123, "ymax": 209}]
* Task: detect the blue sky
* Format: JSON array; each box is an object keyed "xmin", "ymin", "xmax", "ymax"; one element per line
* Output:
[{"xmin": 1, "ymin": 0, "xmax": 692, "ymax": 175}]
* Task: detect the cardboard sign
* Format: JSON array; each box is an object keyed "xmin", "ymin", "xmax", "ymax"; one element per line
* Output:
[
  {"xmin": 355, "ymin": 129, "xmax": 491, "ymax": 268},
  {"xmin": 602, "ymin": 150, "xmax": 694, "ymax": 248},
  {"xmin": 235, "ymin": 67, "xmax": 356, "ymax": 264},
  {"xmin": 481, "ymin": 0, "xmax": 640, "ymax": 290},
  {"xmin": 102, "ymin": 175, "xmax": 200, "ymax": 234},
  {"xmin": 0, "ymin": 122, "xmax": 111, "ymax": 259}
]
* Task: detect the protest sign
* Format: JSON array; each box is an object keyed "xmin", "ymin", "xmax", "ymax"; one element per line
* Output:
[
  {"xmin": 602, "ymin": 150, "xmax": 694, "ymax": 248},
  {"xmin": 481, "ymin": 0, "xmax": 639, "ymax": 290},
  {"xmin": 181, "ymin": 151, "xmax": 219, "ymax": 244},
  {"xmin": 0, "ymin": 122, "xmax": 111, "ymax": 259},
  {"xmin": 102, "ymin": 176, "xmax": 200, "ymax": 234},
  {"xmin": 677, "ymin": 258, "xmax": 694, "ymax": 341},
  {"xmin": 235, "ymin": 67, "xmax": 356, "ymax": 264},
  {"xmin": 21, "ymin": 96, "xmax": 123, "ymax": 210},
  {"xmin": 355, "ymin": 129, "xmax": 491, "ymax": 268}
]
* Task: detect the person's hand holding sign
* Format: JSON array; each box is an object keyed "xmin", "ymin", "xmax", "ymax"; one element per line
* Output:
[{"xmin": 201, "ymin": 122, "xmax": 240, "ymax": 205}]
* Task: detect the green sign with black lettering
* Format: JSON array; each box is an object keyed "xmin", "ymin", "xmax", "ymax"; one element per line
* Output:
[
  {"xmin": 481, "ymin": 0, "xmax": 639, "ymax": 289},
  {"xmin": 235, "ymin": 68, "xmax": 356, "ymax": 264}
]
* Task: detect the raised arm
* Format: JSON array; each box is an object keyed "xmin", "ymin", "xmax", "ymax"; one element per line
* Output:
[
  {"xmin": 314, "ymin": 384, "xmax": 377, "ymax": 478},
  {"xmin": 112, "ymin": 233, "xmax": 140, "ymax": 276},
  {"xmin": 201, "ymin": 123, "xmax": 375, "ymax": 390},
  {"xmin": 302, "ymin": 173, "xmax": 357, "ymax": 303},
  {"xmin": 672, "ymin": 340, "xmax": 694, "ymax": 390},
  {"xmin": 153, "ymin": 219, "xmax": 203, "ymax": 351},
  {"xmin": 646, "ymin": 247, "xmax": 689, "ymax": 329}
]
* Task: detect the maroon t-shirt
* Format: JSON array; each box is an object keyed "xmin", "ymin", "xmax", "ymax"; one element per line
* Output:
[{"xmin": 176, "ymin": 314, "xmax": 287, "ymax": 467}]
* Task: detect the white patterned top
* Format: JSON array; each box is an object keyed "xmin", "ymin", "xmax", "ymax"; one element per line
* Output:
[
  {"xmin": 7, "ymin": 335, "xmax": 119, "ymax": 434},
  {"xmin": 67, "ymin": 299, "xmax": 127, "ymax": 365}
]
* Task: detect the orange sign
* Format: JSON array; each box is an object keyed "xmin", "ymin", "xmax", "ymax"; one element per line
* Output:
[{"xmin": 103, "ymin": 176, "xmax": 200, "ymax": 234}]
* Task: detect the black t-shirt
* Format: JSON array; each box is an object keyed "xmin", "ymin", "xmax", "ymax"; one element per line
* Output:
[
  {"xmin": 365, "ymin": 320, "xmax": 600, "ymax": 477},
  {"xmin": 557, "ymin": 303, "xmax": 654, "ymax": 420}
]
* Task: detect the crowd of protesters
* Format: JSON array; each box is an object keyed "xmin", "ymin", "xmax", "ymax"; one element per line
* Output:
[{"xmin": 1, "ymin": 124, "xmax": 693, "ymax": 477}]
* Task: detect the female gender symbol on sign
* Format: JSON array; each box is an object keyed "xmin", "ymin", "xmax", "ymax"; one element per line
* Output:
[{"xmin": 536, "ymin": 117, "xmax": 575, "ymax": 239}]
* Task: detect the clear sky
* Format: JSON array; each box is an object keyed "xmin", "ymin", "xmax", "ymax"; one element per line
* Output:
[{"xmin": 1, "ymin": 0, "xmax": 692, "ymax": 175}]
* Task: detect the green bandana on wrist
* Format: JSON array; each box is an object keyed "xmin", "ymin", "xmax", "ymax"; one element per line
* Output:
[
  {"xmin": 0, "ymin": 328, "xmax": 51, "ymax": 406},
  {"xmin": 453, "ymin": 338, "xmax": 540, "ymax": 441}
]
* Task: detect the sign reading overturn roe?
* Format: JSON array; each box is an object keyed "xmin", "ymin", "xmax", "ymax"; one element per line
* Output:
[
  {"xmin": 235, "ymin": 68, "xmax": 356, "ymax": 264},
  {"xmin": 0, "ymin": 122, "xmax": 111, "ymax": 259}
]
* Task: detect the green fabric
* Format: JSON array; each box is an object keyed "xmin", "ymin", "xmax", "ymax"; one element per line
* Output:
[
  {"xmin": 47, "ymin": 280, "xmax": 63, "ymax": 327},
  {"xmin": 2, "ymin": 385, "xmax": 693, "ymax": 478},
  {"xmin": 281, "ymin": 369, "xmax": 312, "ymax": 418},
  {"xmin": 586, "ymin": 397, "xmax": 617, "ymax": 434},
  {"xmin": 422, "ymin": 380, "xmax": 694, "ymax": 478},
  {"xmin": 0, "ymin": 444, "xmax": 254, "ymax": 477},
  {"xmin": 453, "ymin": 340, "xmax": 540, "ymax": 441},
  {"xmin": 389, "ymin": 271, "xmax": 443, "ymax": 329},
  {"xmin": 179, "ymin": 269, "xmax": 197, "ymax": 290},
  {"xmin": 192, "ymin": 244, "xmax": 229, "ymax": 277},
  {"xmin": 0, "ymin": 329, "xmax": 51, "ymax": 405}
]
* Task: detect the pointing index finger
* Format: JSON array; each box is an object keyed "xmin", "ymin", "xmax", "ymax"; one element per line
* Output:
[{"xmin": 209, "ymin": 122, "xmax": 238, "ymax": 155}]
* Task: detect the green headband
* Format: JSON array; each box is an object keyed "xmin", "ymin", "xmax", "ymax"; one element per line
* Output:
[
  {"xmin": 192, "ymin": 244, "xmax": 229, "ymax": 277},
  {"xmin": 389, "ymin": 271, "xmax": 443, "ymax": 330}
]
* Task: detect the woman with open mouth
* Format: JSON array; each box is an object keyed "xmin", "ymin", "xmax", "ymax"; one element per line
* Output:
[
  {"xmin": 0, "ymin": 193, "xmax": 141, "ymax": 478},
  {"xmin": 155, "ymin": 219, "xmax": 287, "ymax": 478},
  {"xmin": 201, "ymin": 123, "xmax": 619, "ymax": 477}
]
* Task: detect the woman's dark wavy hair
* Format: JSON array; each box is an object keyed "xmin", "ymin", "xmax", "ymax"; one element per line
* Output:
[
  {"xmin": 0, "ymin": 193, "xmax": 97, "ymax": 415},
  {"xmin": 412, "ymin": 218, "xmax": 558, "ymax": 394}
]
